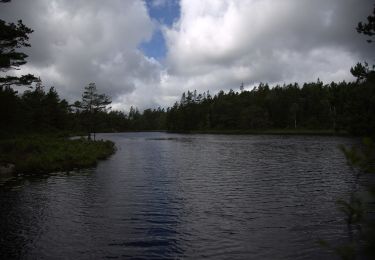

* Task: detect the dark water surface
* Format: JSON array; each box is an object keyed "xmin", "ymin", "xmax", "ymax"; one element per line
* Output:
[{"xmin": 0, "ymin": 133, "xmax": 359, "ymax": 259}]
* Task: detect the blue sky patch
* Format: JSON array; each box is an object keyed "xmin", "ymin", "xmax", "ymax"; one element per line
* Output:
[{"xmin": 140, "ymin": 0, "xmax": 180, "ymax": 60}]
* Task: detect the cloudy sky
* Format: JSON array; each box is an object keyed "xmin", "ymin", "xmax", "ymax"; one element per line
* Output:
[{"xmin": 1, "ymin": 0, "xmax": 374, "ymax": 110}]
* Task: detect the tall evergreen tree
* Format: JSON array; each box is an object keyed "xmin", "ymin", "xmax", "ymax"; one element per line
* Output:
[{"xmin": 75, "ymin": 83, "xmax": 111, "ymax": 140}]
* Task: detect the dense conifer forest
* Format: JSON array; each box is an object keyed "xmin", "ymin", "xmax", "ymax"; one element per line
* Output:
[
  {"xmin": 1, "ymin": 66, "xmax": 375, "ymax": 137},
  {"xmin": 1, "ymin": 0, "xmax": 374, "ymax": 138},
  {"xmin": 165, "ymin": 73, "xmax": 375, "ymax": 135}
]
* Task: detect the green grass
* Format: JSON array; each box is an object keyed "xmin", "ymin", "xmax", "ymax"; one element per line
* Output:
[{"xmin": 0, "ymin": 136, "xmax": 116, "ymax": 174}]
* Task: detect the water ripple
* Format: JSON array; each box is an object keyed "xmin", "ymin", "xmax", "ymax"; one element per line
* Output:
[{"xmin": 0, "ymin": 132, "xmax": 359, "ymax": 259}]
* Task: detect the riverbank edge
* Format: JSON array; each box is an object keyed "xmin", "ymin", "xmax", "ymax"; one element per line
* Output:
[
  {"xmin": 166, "ymin": 129, "xmax": 350, "ymax": 136},
  {"xmin": 93, "ymin": 129, "xmax": 350, "ymax": 136},
  {"xmin": 0, "ymin": 136, "xmax": 116, "ymax": 175}
]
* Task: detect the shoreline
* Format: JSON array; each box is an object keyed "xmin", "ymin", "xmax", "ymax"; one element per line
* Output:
[
  {"xmin": 166, "ymin": 129, "xmax": 351, "ymax": 136},
  {"xmin": 91, "ymin": 129, "xmax": 350, "ymax": 136}
]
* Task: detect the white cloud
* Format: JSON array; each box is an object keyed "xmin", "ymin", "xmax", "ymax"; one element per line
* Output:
[
  {"xmin": 161, "ymin": 0, "xmax": 374, "ymax": 100},
  {"xmin": 1, "ymin": 0, "xmax": 374, "ymax": 111},
  {"xmin": 1, "ymin": 0, "xmax": 162, "ymax": 110}
]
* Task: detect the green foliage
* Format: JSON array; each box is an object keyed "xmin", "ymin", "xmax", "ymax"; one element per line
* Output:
[
  {"xmin": 0, "ymin": 70, "xmax": 373, "ymax": 137},
  {"xmin": 324, "ymin": 138, "xmax": 375, "ymax": 259},
  {"xmin": 0, "ymin": 1, "xmax": 38, "ymax": 87},
  {"xmin": 320, "ymin": 7, "xmax": 375, "ymax": 258},
  {"xmin": 76, "ymin": 83, "xmax": 111, "ymax": 113},
  {"xmin": 74, "ymin": 83, "xmax": 112, "ymax": 139},
  {"xmin": 0, "ymin": 82, "xmax": 71, "ymax": 136},
  {"xmin": 165, "ymin": 77, "xmax": 375, "ymax": 135},
  {"xmin": 0, "ymin": 82, "xmax": 168, "ymax": 138},
  {"xmin": 350, "ymin": 62, "xmax": 375, "ymax": 83},
  {"xmin": 341, "ymin": 138, "xmax": 375, "ymax": 174},
  {"xmin": 0, "ymin": 136, "xmax": 115, "ymax": 174}
]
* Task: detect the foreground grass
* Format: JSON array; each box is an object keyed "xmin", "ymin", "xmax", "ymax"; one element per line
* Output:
[{"xmin": 0, "ymin": 136, "xmax": 116, "ymax": 174}]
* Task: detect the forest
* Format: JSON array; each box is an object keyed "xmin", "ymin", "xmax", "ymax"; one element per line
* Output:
[
  {"xmin": 0, "ymin": 1, "xmax": 375, "ymax": 259},
  {"xmin": 166, "ymin": 71, "xmax": 374, "ymax": 135},
  {"xmin": 2, "ymin": 69, "xmax": 374, "ymax": 137},
  {"xmin": 1, "ymin": 0, "xmax": 374, "ymax": 138},
  {"xmin": 0, "ymin": 82, "xmax": 168, "ymax": 137}
]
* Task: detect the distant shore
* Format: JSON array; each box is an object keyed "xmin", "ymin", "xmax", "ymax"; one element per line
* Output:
[
  {"xmin": 94, "ymin": 129, "xmax": 351, "ymax": 136},
  {"xmin": 167, "ymin": 129, "xmax": 350, "ymax": 136}
]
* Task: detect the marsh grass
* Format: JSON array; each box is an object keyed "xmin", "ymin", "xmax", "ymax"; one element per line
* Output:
[{"xmin": 0, "ymin": 136, "xmax": 115, "ymax": 174}]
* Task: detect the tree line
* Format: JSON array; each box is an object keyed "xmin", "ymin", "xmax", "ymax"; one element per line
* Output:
[
  {"xmin": 1, "ymin": 63, "xmax": 374, "ymax": 137},
  {"xmin": 165, "ymin": 68, "xmax": 374, "ymax": 135},
  {"xmin": 0, "ymin": 81, "xmax": 168, "ymax": 137},
  {"xmin": 2, "ymin": 69, "xmax": 373, "ymax": 137},
  {"xmin": 1, "ymin": 0, "xmax": 374, "ymax": 138},
  {"xmin": 162, "ymin": 5, "xmax": 375, "ymax": 136}
]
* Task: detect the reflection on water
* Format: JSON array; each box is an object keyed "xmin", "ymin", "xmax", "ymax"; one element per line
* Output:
[{"xmin": 0, "ymin": 132, "xmax": 357, "ymax": 259}]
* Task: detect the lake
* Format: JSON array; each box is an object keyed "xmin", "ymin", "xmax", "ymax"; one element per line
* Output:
[{"xmin": 0, "ymin": 132, "xmax": 358, "ymax": 259}]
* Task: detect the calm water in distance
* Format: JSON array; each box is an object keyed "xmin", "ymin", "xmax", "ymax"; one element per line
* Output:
[{"xmin": 0, "ymin": 132, "xmax": 359, "ymax": 259}]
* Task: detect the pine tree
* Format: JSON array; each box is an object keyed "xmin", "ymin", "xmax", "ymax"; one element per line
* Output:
[
  {"xmin": 75, "ymin": 83, "xmax": 111, "ymax": 140},
  {"xmin": 0, "ymin": 1, "xmax": 38, "ymax": 88},
  {"xmin": 356, "ymin": 5, "xmax": 375, "ymax": 43}
]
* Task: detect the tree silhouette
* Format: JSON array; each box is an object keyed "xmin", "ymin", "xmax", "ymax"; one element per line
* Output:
[
  {"xmin": 75, "ymin": 83, "xmax": 111, "ymax": 140},
  {"xmin": 357, "ymin": 5, "xmax": 375, "ymax": 43},
  {"xmin": 0, "ymin": 1, "xmax": 38, "ymax": 88}
]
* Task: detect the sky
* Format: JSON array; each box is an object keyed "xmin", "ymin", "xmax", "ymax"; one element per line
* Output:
[{"xmin": 0, "ymin": 0, "xmax": 374, "ymax": 111}]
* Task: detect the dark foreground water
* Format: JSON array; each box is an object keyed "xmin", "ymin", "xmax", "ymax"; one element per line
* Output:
[{"xmin": 0, "ymin": 133, "xmax": 359, "ymax": 259}]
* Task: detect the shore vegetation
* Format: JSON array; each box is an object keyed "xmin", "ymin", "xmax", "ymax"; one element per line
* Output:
[{"xmin": 0, "ymin": 136, "xmax": 115, "ymax": 174}]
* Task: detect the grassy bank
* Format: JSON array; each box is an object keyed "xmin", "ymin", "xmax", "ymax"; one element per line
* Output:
[
  {"xmin": 0, "ymin": 136, "xmax": 116, "ymax": 174},
  {"xmin": 168, "ymin": 129, "xmax": 349, "ymax": 136}
]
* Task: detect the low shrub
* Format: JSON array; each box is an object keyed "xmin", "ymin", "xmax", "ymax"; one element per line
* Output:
[{"xmin": 0, "ymin": 136, "xmax": 116, "ymax": 174}]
